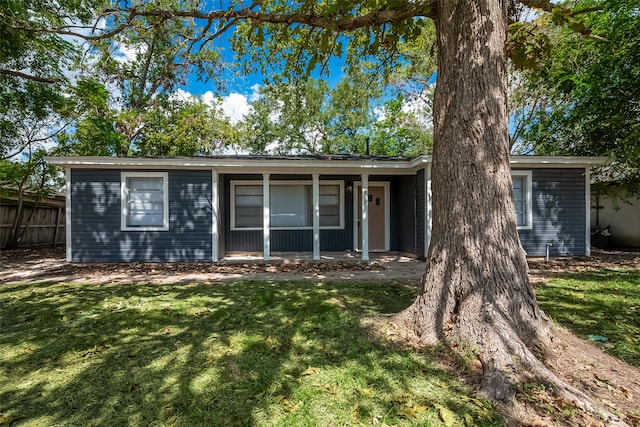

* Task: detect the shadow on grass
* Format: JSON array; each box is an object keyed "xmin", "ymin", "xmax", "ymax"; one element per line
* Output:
[
  {"xmin": 0, "ymin": 280, "xmax": 501, "ymax": 426},
  {"xmin": 536, "ymin": 269, "xmax": 640, "ymax": 366}
]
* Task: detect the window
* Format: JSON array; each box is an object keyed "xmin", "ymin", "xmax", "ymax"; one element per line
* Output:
[
  {"xmin": 234, "ymin": 184, "xmax": 263, "ymax": 228},
  {"xmin": 231, "ymin": 181, "xmax": 344, "ymax": 230},
  {"xmin": 271, "ymin": 184, "xmax": 311, "ymax": 227},
  {"xmin": 512, "ymin": 171, "xmax": 532, "ymax": 229},
  {"xmin": 319, "ymin": 184, "xmax": 341, "ymax": 227},
  {"xmin": 121, "ymin": 172, "xmax": 169, "ymax": 231}
]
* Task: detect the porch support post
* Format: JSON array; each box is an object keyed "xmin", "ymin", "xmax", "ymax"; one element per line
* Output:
[
  {"xmin": 312, "ymin": 174, "xmax": 320, "ymax": 260},
  {"xmin": 585, "ymin": 167, "xmax": 591, "ymax": 256},
  {"xmin": 361, "ymin": 174, "xmax": 369, "ymax": 261},
  {"xmin": 425, "ymin": 164, "xmax": 432, "ymax": 257},
  {"xmin": 65, "ymin": 167, "xmax": 72, "ymax": 262},
  {"xmin": 263, "ymin": 173, "xmax": 270, "ymax": 260},
  {"xmin": 211, "ymin": 170, "xmax": 219, "ymax": 262}
]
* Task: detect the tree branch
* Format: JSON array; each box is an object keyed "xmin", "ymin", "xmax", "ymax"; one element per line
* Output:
[
  {"xmin": 571, "ymin": 6, "xmax": 604, "ymax": 17},
  {"xmin": 517, "ymin": 0, "xmax": 556, "ymax": 13},
  {"xmin": 103, "ymin": 2, "xmax": 435, "ymax": 32},
  {"xmin": 0, "ymin": 69, "xmax": 61, "ymax": 83}
]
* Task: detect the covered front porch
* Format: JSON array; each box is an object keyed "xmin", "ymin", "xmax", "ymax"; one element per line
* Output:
[{"xmin": 216, "ymin": 169, "xmax": 429, "ymax": 262}]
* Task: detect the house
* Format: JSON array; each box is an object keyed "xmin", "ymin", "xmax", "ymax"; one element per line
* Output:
[
  {"xmin": 45, "ymin": 155, "xmax": 607, "ymax": 262},
  {"xmin": 591, "ymin": 187, "xmax": 640, "ymax": 248}
]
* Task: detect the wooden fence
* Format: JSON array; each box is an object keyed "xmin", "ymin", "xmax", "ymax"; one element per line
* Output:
[{"xmin": 0, "ymin": 195, "xmax": 66, "ymax": 249}]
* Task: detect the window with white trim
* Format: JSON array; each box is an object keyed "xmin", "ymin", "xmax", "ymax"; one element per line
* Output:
[
  {"xmin": 231, "ymin": 181, "xmax": 344, "ymax": 230},
  {"xmin": 512, "ymin": 171, "xmax": 532, "ymax": 229},
  {"xmin": 121, "ymin": 172, "xmax": 169, "ymax": 231}
]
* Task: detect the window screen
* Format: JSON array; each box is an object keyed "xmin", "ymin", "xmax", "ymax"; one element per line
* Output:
[{"xmin": 270, "ymin": 185, "xmax": 311, "ymax": 227}]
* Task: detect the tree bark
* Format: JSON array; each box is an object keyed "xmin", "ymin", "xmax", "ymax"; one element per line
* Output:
[
  {"xmin": 394, "ymin": 3, "xmax": 621, "ymax": 420},
  {"xmin": 391, "ymin": 2, "xmax": 627, "ymax": 422}
]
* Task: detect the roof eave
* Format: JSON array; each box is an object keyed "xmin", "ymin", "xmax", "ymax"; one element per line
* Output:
[
  {"xmin": 45, "ymin": 154, "xmax": 610, "ymax": 171},
  {"xmin": 45, "ymin": 156, "xmax": 422, "ymax": 175}
]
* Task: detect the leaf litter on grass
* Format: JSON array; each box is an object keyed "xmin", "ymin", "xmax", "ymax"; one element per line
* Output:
[{"xmin": 0, "ymin": 279, "xmax": 502, "ymax": 426}]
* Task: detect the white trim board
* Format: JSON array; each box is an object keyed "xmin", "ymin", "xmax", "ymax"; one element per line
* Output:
[
  {"xmin": 46, "ymin": 155, "xmax": 610, "ymax": 173},
  {"xmin": 211, "ymin": 169, "xmax": 219, "ymax": 262},
  {"xmin": 65, "ymin": 167, "xmax": 72, "ymax": 262}
]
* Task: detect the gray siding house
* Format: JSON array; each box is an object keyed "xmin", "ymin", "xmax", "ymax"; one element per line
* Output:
[{"xmin": 46, "ymin": 155, "xmax": 606, "ymax": 262}]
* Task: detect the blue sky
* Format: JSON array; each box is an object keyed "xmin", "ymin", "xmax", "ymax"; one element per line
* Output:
[{"xmin": 170, "ymin": 29, "xmax": 354, "ymax": 123}]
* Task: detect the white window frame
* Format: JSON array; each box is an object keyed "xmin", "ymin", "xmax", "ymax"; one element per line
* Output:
[
  {"xmin": 230, "ymin": 180, "xmax": 344, "ymax": 231},
  {"xmin": 121, "ymin": 171, "xmax": 169, "ymax": 231},
  {"xmin": 512, "ymin": 170, "xmax": 533, "ymax": 230}
]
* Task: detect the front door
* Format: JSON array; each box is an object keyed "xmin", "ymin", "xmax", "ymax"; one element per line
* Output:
[{"xmin": 356, "ymin": 184, "xmax": 388, "ymax": 251}]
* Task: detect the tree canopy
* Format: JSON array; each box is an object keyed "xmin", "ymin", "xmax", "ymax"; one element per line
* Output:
[
  {"xmin": 514, "ymin": 0, "xmax": 639, "ymax": 191},
  {"xmin": 238, "ymin": 69, "xmax": 433, "ymax": 156},
  {"xmin": 0, "ymin": 0, "xmax": 628, "ymax": 422}
]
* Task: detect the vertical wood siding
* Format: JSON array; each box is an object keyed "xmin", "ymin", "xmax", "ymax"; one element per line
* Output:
[
  {"xmin": 390, "ymin": 175, "xmax": 417, "ymax": 254},
  {"xmin": 70, "ymin": 169, "xmax": 212, "ymax": 262},
  {"xmin": 517, "ymin": 168, "xmax": 587, "ymax": 256}
]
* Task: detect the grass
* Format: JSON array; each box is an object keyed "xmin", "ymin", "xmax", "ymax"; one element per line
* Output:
[
  {"xmin": 0, "ymin": 279, "xmax": 501, "ymax": 426},
  {"xmin": 536, "ymin": 268, "xmax": 640, "ymax": 366}
]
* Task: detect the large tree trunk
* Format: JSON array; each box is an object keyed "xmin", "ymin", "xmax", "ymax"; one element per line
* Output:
[
  {"xmin": 394, "ymin": 2, "xmax": 624, "ymax": 423},
  {"xmin": 395, "ymin": 0, "xmax": 549, "ymax": 398}
]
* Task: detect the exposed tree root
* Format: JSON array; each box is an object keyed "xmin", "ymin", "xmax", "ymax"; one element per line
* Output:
[{"xmin": 392, "ymin": 304, "xmax": 629, "ymax": 426}]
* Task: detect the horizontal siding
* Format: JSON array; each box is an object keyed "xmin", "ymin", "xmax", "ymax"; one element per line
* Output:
[
  {"xmin": 70, "ymin": 166, "xmax": 587, "ymax": 260},
  {"xmin": 518, "ymin": 168, "xmax": 587, "ymax": 256},
  {"xmin": 71, "ymin": 169, "xmax": 212, "ymax": 262}
]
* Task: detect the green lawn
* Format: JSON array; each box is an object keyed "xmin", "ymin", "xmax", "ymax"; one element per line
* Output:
[
  {"xmin": 536, "ymin": 269, "xmax": 640, "ymax": 366},
  {"xmin": 0, "ymin": 279, "xmax": 500, "ymax": 426}
]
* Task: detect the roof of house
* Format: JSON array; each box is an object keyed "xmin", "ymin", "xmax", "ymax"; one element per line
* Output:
[{"xmin": 45, "ymin": 154, "xmax": 609, "ymax": 175}]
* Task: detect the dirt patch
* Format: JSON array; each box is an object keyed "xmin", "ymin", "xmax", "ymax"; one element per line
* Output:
[
  {"xmin": 539, "ymin": 327, "xmax": 640, "ymax": 426},
  {"xmin": 528, "ymin": 249, "xmax": 640, "ymax": 285},
  {"xmin": 0, "ymin": 247, "xmax": 425, "ymax": 284}
]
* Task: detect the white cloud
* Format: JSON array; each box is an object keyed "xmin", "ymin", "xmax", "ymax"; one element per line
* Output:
[
  {"xmin": 218, "ymin": 92, "xmax": 251, "ymax": 124},
  {"xmin": 202, "ymin": 91, "xmax": 216, "ymax": 106},
  {"xmin": 249, "ymin": 83, "xmax": 262, "ymax": 102},
  {"xmin": 170, "ymin": 88, "xmax": 196, "ymax": 103},
  {"xmin": 113, "ymin": 42, "xmax": 146, "ymax": 63},
  {"xmin": 374, "ymin": 97, "xmax": 432, "ymax": 128},
  {"xmin": 169, "ymin": 85, "xmax": 264, "ymax": 124},
  {"xmin": 373, "ymin": 106, "xmax": 386, "ymax": 122}
]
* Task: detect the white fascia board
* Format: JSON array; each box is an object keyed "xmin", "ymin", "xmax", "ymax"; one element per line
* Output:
[
  {"xmin": 409, "ymin": 155, "xmax": 433, "ymax": 169},
  {"xmin": 45, "ymin": 155, "xmax": 609, "ymax": 173},
  {"xmin": 45, "ymin": 156, "xmax": 420, "ymax": 175},
  {"xmin": 509, "ymin": 156, "xmax": 610, "ymax": 167}
]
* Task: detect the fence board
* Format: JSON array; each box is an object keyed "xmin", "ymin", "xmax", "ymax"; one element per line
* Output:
[{"xmin": 0, "ymin": 196, "xmax": 66, "ymax": 249}]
